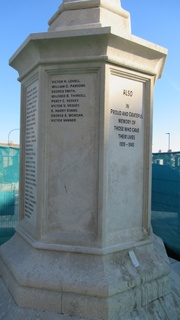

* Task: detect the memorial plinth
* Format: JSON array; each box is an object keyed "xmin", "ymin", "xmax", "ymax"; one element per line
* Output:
[{"xmin": 0, "ymin": 1, "xmax": 170, "ymax": 319}]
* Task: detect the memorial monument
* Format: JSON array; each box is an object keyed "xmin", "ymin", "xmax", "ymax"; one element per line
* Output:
[{"xmin": 0, "ymin": 1, "xmax": 170, "ymax": 319}]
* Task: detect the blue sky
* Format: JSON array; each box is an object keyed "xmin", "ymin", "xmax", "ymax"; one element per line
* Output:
[{"xmin": 1, "ymin": 0, "xmax": 179, "ymax": 152}]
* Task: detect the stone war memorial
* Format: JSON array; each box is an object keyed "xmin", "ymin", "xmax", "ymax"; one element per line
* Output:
[{"xmin": 0, "ymin": 1, "xmax": 170, "ymax": 319}]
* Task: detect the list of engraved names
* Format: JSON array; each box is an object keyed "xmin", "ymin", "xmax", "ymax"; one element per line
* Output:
[
  {"xmin": 50, "ymin": 76, "xmax": 87, "ymax": 123},
  {"xmin": 24, "ymin": 81, "xmax": 38, "ymax": 225}
]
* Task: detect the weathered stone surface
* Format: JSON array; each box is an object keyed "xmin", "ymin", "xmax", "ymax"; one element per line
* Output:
[
  {"xmin": 0, "ymin": 233, "xmax": 171, "ymax": 319},
  {"xmin": 48, "ymin": 0, "xmax": 131, "ymax": 35},
  {"xmin": 0, "ymin": 1, "xmax": 170, "ymax": 319},
  {"xmin": 0, "ymin": 259, "xmax": 179, "ymax": 319}
]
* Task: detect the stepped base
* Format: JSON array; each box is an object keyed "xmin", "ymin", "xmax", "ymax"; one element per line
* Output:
[{"xmin": 0, "ymin": 233, "xmax": 170, "ymax": 320}]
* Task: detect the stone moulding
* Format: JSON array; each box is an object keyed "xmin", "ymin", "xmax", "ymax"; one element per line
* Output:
[
  {"xmin": 9, "ymin": 28, "xmax": 167, "ymax": 82},
  {"xmin": 48, "ymin": 0, "xmax": 130, "ymax": 29}
]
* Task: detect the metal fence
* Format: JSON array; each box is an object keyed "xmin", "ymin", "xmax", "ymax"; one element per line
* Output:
[
  {"xmin": 152, "ymin": 152, "xmax": 180, "ymax": 213},
  {"xmin": 0, "ymin": 145, "xmax": 19, "ymax": 245},
  {"xmin": 151, "ymin": 151, "xmax": 180, "ymax": 259}
]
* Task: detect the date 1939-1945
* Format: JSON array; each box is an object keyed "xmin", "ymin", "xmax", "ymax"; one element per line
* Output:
[{"xmin": 119, "ymin": 142, "xmax": 134, "ymax": 147}]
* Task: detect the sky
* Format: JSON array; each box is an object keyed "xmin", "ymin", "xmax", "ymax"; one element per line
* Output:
[{"xmin": 0, "ymin": 0, "xmax": 179, "ymax": 152}]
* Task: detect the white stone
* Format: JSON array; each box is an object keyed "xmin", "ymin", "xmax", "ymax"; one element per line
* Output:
[
  {"xmin": 48, "ymin": 0, "xmax": 131, "ymax": 35},
  {"xmin": 129, "ymin": 250, "xmax": 140, "ymax": 268},
  {"xmin": 0, "ymin": 233, "xmax": 170, "ymax": 319},
  {"xmin": 0, "ymin": 1, "xmax": 170, "ymax": 319}
]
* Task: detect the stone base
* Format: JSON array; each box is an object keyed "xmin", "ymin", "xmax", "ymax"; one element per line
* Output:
[{"xmin": 0, "ymin": 233, "xmax": 170, "ymax": 320}]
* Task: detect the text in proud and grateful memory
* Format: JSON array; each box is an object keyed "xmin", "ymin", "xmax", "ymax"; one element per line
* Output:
[
  {"xmin": 50, "ymin": 77, "xmax": 87, "ymax": 123},
  {"xmin": 111, "ymin": 104, "xmax": 143, "ymax": 148},
  {"xmin": 110, "ymin": 77, "xmax": 144, "ymax": 149}
]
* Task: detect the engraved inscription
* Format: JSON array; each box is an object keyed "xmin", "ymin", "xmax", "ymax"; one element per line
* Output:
[
  {"xmin": 110, "ymin": 79, "xmax": 144, "ymax": 149},
  {"xmin": 24, "ymin": 81, "xmax": 38, "ymax": 225},
  {"xmin": 107, "ymin": 73, "xmax": 145, "ymax": 233},
  {"xmin": 111, "ymin": 107, "xmax": 143, "ymax": 148},
  {"xmin": 48, "ymin": 72, "xmax": 98, "ymax": 235},
  {"xmin": 50, "ymin": 77, "xmax": 86, "ymax": 123}
]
